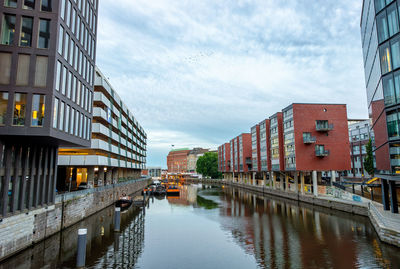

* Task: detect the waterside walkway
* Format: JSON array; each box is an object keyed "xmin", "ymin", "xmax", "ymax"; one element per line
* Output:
[{"xmin": 192, "ymin": 178, "xmax": 400, "ymax": 248}]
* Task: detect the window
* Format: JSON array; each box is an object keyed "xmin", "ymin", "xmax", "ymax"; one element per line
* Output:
[
  {"xmin": 67, "ymin": 71, "xmax": 72, "ymax": 98},
  {"xmin": 69, "ymin": 40, "xmax": 74, "ymax": 65},
  {"xmin": 62, "ymin": 66, "xmax": 67, "ymax": 95},
  {"xmin": 66, "ymin": 1, "xmax": 71, "ymax": 27},
  {"xmin": 34, "ymin": 56, "xmax": 48, "ymax": 87},
  {"xmin": 58, "ymin": 26, "xmax": 64, "ymax": 55},
  {"xmin": 4, "ymin": 1, "xmax": 17, "ymax": 7},
  {"xmin": 38, "ymin": 19, "xmax": 50, "ymax": 49},
  {"xmin": 391, "ymin": 35, "xmax": 400, "ymax": 70},
  {"xmin": 79, "ymin": 113, "xmax": 83, "ymax": 137},
  {"xmin": 1, "ymin": 14, "xmax": 16, "ymax": 45},
  {"xmin": 387, "ymin": 3, "xmax": 399, "ymax": 37},
  {"xmin": 75, "ymin": 110, "xmax": 79, "ymax": 136},
  {"xmin": 387, "ymin": 111, "xmax": 399, "ymax": 138},
  {"xmin": 383, "ymin": 74, "xmax": 396, "ymax": 106},
  {"xmin": 0, "ymin": 92, "xmax": 8, "ymax": 125},
  {"xmin": 23, "ymin": 0, "xmax": 35, "ymax": 10},
  {"xmin": 377, "ymin": 12, "xmax": 389, "ymax": 43},
  {"xmin": 70, "ymin": 108, "xmax": 74, "ymax": 134},
  {"xmin": 77, "ymin": 80, "xmax": 81, "ymax": 105},
  {"xmin": 53, "ymin": 98, "xmax": 58, "ymax": 128},
  {"xmin": 59, "ymin": 101, "xmax": 65, "ymax": 131},
  {"xmin": 0, "ymin": 52, "xmax": 12, "ymax": 84},
  {"xmin": 13, "ymin": 93, "xmax": 27, "ymax": 126},
  {"xmin": 64, "ymin": 33, "xmax": 69, "ymax": 61},
  {"xmin": 72, "ymin": 75, "xmax": 76, "ymax": 102},
  {"xmin": 56, "ymin": 61, "xmax": 61, "ymax": 91},
  {"xmin": 41, "ymin": 0, "xmax": 52, "ymax": 12},
  {"xmin": 31, "ymin": 94, "xmax": 45, "ymax": 127},
  {"xmin": 65, "ymin": 105, "xmax": 70, "ymax": 133},
  {"xmin": 61, "ymin": 0, "xmax": 66, "ymax": 20},
  {"xmin": 72, "ymin": 8, "xmax": 76, "ymax": 34},
  {"xmin": 380, "ymin": 42, "xmax": 392, "ymax": 74},
  {"xmin": 394, "ymin": 71, "xmax": 400, "ymax": 103},
  {"xmin": 20, "ymin": 17, "xmax": 33, "ymax": 47}
]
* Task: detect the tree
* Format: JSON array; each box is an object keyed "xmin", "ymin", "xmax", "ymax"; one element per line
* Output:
[
  {"xmin": 363, "ymin": 138, "xmax": 374, "ymax": 177},
  {"xmin": 196, "ymin": 152, "xmax": 222, "ymax": 179}
]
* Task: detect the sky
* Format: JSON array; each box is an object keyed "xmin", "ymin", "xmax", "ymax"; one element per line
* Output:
[{"xmin": 95, "ymin": 0, "xmax": 367, "ymax": 168}]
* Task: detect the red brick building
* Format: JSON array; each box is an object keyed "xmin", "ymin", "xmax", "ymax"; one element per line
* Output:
[
  {"xmin": 218, "ymin": 143, "xmax": 231, "ymax": 172},
  {"xmin": 167, "ymin": 148, "xmax": 191, "ymax": 173},
  {"xmin": 219, "ymin": 103, "xmax": 351, "ymax": 194}
]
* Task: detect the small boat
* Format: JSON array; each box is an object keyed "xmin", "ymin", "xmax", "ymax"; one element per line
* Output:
[
  {"xmin": 154, "ymin": 185, "xmax": 166, "ymax": 195},
  {"xmin": 166, "ymin": 185, "xmax": 180, "ymax": 196},
  {"xmin": 115, "ymin": 194, "xmax": 132, "ymax": 211}
]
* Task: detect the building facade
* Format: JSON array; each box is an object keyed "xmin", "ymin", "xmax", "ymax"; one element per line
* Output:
[
  {"xmin": 219, "ymin": 103, "xmax": 352, "ymax": 194},
  {"xmin": 361, "ymin": 0, "xmax": 399, "ymax": 212},
  {"xmin": 218, "ymin": 142, "xmax": 230, "ymax": 173},
  {"xmin": 57, "ymin": 67, "xmax": 147, "ymax": 191},
  {"xmin": 187, "ymin": 147, "xmax": 209, "ymax": 173},
  {"xmin": 167, "ymin": 148, "xmax": 191, "ymax": 173},
  {"xmin": 0, "ymin": 0, "xmax": 98, "ymax": 217},
  {"xmin": 347, "ymin": 119, "xmax": 375, "ymax": 178}
]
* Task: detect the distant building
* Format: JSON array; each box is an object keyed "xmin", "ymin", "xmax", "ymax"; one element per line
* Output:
[
  {"xmin": 147, "ymin": 166, "xmax": 162, "ymax": 178},
  {"xmin": 187, "ymin": 148, "xmax": 209, "ymax": 173},
  {"xmin": 347, "ymin": 119, "xmax": 375, "ymax": 178},
  {"xmin": 167, "ymin": 148, "xmax": 191, "ymax": 173}
]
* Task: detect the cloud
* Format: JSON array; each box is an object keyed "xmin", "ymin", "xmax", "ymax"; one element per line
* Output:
[{"xmin": 96, "ymin": 0, "xmax": 367, "ymax": 167}]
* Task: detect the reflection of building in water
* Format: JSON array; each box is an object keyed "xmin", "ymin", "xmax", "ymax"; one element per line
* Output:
[
  {"xmin": 217, "ymin": 187, "xmax": 393, "ymax": 269},
  {"xmin": 167, "ymin": 185, "xmax": 198, "ymax": 206}
]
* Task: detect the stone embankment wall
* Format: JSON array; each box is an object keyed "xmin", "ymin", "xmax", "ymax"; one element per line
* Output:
[
  {"xmin": 191, "ymin": 179, "xmax": 399, "ymax": 248},
  {"xmin": 0, "ymin": 178, "xmax": 150, "ymax": 261}
]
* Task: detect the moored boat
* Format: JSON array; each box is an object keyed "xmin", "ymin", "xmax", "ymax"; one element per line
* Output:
[
  {"xmin": 115, "ymin": 194, "xmax": 132, "ymax": 211},
  {"xmin": 166, "ymin": 185, "xmax": 180, "ymax": 196}
]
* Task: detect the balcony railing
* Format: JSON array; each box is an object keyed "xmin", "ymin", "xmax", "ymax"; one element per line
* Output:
[
  {"xmin": 316, "ymin": 149, "xmax": 330, "ymax": 157},
  {"xmin": 245, "ymin": 157, "xmax": 252, "ymax": 165},
  {"xmin": 316, "ymin": 123, "xmax": 334, "ymax": 132},
  {"xmin": 303, "ymin": 136, "xmax": 317, "ymax": 144}
]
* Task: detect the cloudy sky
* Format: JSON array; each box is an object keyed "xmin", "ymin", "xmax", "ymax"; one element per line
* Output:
[{"xmin": 95, "ymin": 0, "xmax": 367, "ymax": 168}]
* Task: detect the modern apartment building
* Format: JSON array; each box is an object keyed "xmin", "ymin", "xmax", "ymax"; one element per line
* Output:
[
  {"xmin": 225, "ymin": 133, "xmax": 252, "ymax": 182},
  {"xmin": 361, "ymin": 0, "xmax": 399, "ymax": 212},
  {"xmin": 57, "ymin": 67, "xmax": 147, "ymax": 190},
  {"xmin": 219, "ymin": 103, "xmax": 351, "ymax": 194},
  {"xmin": 218, "ymin": 142, "xmax": 230, "ymax": 173},
  {"xmin": 187, "ymin": 147, "xmax": 209, "ymax": 173},
  {"xmin": 0, "ymin": 0, "xmax": 98, "ymax": 216},
  {"xmin": 347, "ymin": 119, "xmax": 375, "ymax": 178}
]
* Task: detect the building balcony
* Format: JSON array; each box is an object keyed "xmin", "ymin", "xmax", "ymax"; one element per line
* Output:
[
  {"xmin": 315, "ymin": 149, "xmax": 330, "ymax": 157},
  {"xmin": 245, "ymin": 157, "xmax": 252, "ymax": 165},
  {"xmin": 303, "ymin": 136, "xmax": 316, "ymax": 144},
  {"xmin": 316, "ymin": 121, "xmax": 334, "ymax": 132}
]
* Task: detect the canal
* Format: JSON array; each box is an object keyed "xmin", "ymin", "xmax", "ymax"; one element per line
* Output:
[{"xmin": 1, "ymin": 184, "xmax": 399, "ymax": 269}]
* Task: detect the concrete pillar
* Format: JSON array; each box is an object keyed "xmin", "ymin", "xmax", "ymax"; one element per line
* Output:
[
  {"xmin": 381, "ymin": 179, "xmax": 390, "ymax": 211},
  {"xmin": 272, "ymin": 172, "xmax": 277, "ymax": 190},
  {"xmin": 285, "ymin": 174, "xmax": 289, "ymax": 192},
  {"xmin": 280, "ymin": 174, "xmax": 285, "ymax": 191},
  {"xmin": 312, "ymin": 171, "xmax": 318, "ymax": 196},
  {"xmin": 294, "ymin": 172, "xmax": 298, "ymax": 193},
  {"xmin": 317, "ymin": 171, "xmax": 322, "ymax": 184},
  {"xmin": 300, "ymin": 172, "xmax": 305, "ymax": 195},
  {"xmin": 389, "ymin": 180, "xmax": 399, "ymax": 214},
  {"xmin": 98, "ymin": 166, "xmax": 105, "ymax": 186},
  {"xmin": 262, "ymin": 173, "xmax": 266, "ymax": 186},
  {"xmin": 106, "ymin": 169, "xmax": 112, "ymax": 185},
  {"xmin": 87, "ymin": 167, "xmax": 95, "ymax": 188},
  {"xmin": 112, "ymin": 168, "xmax": 118, "ymax": 184},
  {"xmin": 253, "ymin": 172, "xmax": 256, "ymax": 186},
  {"xmin": 331, "ymin": 170, "xmax": 336, "ymax": 185}
]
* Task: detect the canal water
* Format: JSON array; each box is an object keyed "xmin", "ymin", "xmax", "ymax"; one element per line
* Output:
[{"xmin": 1, "ymin": 184, "xmax": 399, "ymax": 269}]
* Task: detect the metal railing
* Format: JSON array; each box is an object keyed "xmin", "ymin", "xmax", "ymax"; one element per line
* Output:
[
  {"xmin": 55, "ymin": 177, "xmax": 151, "ymax": 203},
  {"xmin": 303, "ymin": 136, "xmax": 317, "ymax": 144},
  {"xmin": 315, "ymin": 149, "xmax": 330, "ymax": 157},
  {"xmin": 316, "ymin": 123, "xmax": 334, "ymax": 131}
]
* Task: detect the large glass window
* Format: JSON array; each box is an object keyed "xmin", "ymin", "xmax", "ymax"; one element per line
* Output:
[
  {"xmin": 0, "ymin": 52, "xmax": 12, "ymax": 84},
  {"xmin": 13, "ymin": 93, "xmax": 27, "ymax": 126},
  {"xmin": 31, "ymin": 94, "xmax": 45, "ymax": 127},
  {"xmin": 38, "ymin": 19, "xmax": 50, "ymax": 49},
  {"xmin": 64, "ymin": 33, "xmax": 69, "ymax": 61},
  {"xmin": 62, "ymin": 66, "xmax": 67, "ymax": 95},
  {"xmin": 41, "ymin": 0, "xmax": 52, "ymax": 12},
  {"xmin": 20, "ymin": 17, "xmax": 33, "ymax": 47},
  {"xmin": 0, "ymin": 92, "xmax": 8, "ymax": 125},
  {"xmin": 67, "ymin": 71, "xmax": 72, "ymax": 98},
  {"xmin": 377, "ymin": 12, "xmax": 389, "ymax": 43},
  {"xmin": 4, "ymin": 0, "xmax": 17, "ymax": 7},
  {"xmin": 34, "ymin": 56, "xmax": 48, "ymax": 87},
  {"xmin": 383, "ymin": 74, "xmax": 396, "ymax": 106},
  {"xmin": 394, "ymin": 71, "xmax": 400, "ymax": 104},
  {"xmin": 380, "ymin": 42, "xmax": 392, "ymax": 74},
  {"xmin": 16, "ymin": 54, "xmax": 30, "ymax": 86},
  {"xmin": 65, "ymin": 105, "xmax": 70, "ymax": 133},
  {"xmin": 61, "ymin": 0, "xmax": 66, "ymax": 20},
  {"xmin": 391, "ymin": 35, "xmax": 400, "ymax": 69},
  {"xmin": 53, "ymin": 98, "xmax": 58, "ymax": 128},
  {"xmin": 58, "ymin": 26, "xmax": 64, "ymax": 55},
  {"xmin": 1, "ymin": 14, "xmax": 16, "ymax": 45},
  {"xmin": 387, "ymin": 111, "xmax": 400, "ymax": 138},
  {"xmin": 56, "ymin": 61, "xmax": 62, "ymax": 91},
  {"xmin": 66, "ymin": 1, "xmax": 72, "ymax": 27},
  {"xmin": 59, "ymin": 101, "xmax": 64, "ymax": 131},
  {"xmin": 387, "ymin": 3, "xmax": 399, "ymax": 37},
  {"xmin": 23, "ymin": 0, "xmax": 35, "ymax": 10},
  {"xmin": 375, "ymin": 0, "xmax": 386, "ymax": 13},
  {"xmin": 70, "ymin": 108, "xmax": 74, "ymax": 135}
]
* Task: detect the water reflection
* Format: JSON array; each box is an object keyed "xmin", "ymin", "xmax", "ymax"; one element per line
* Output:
[{"xmin": 1, "ymin": 184, "xmax": 399, "ymax": 269}]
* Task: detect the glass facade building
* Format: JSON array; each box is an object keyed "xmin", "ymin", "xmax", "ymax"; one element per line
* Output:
[
  {"xmin": 361, "ymin": 0, "xmax": 399, "ymax": 213},
  {"xmin": 0, "ymin": 0, "xmax": 98, "ymax": 217}
]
